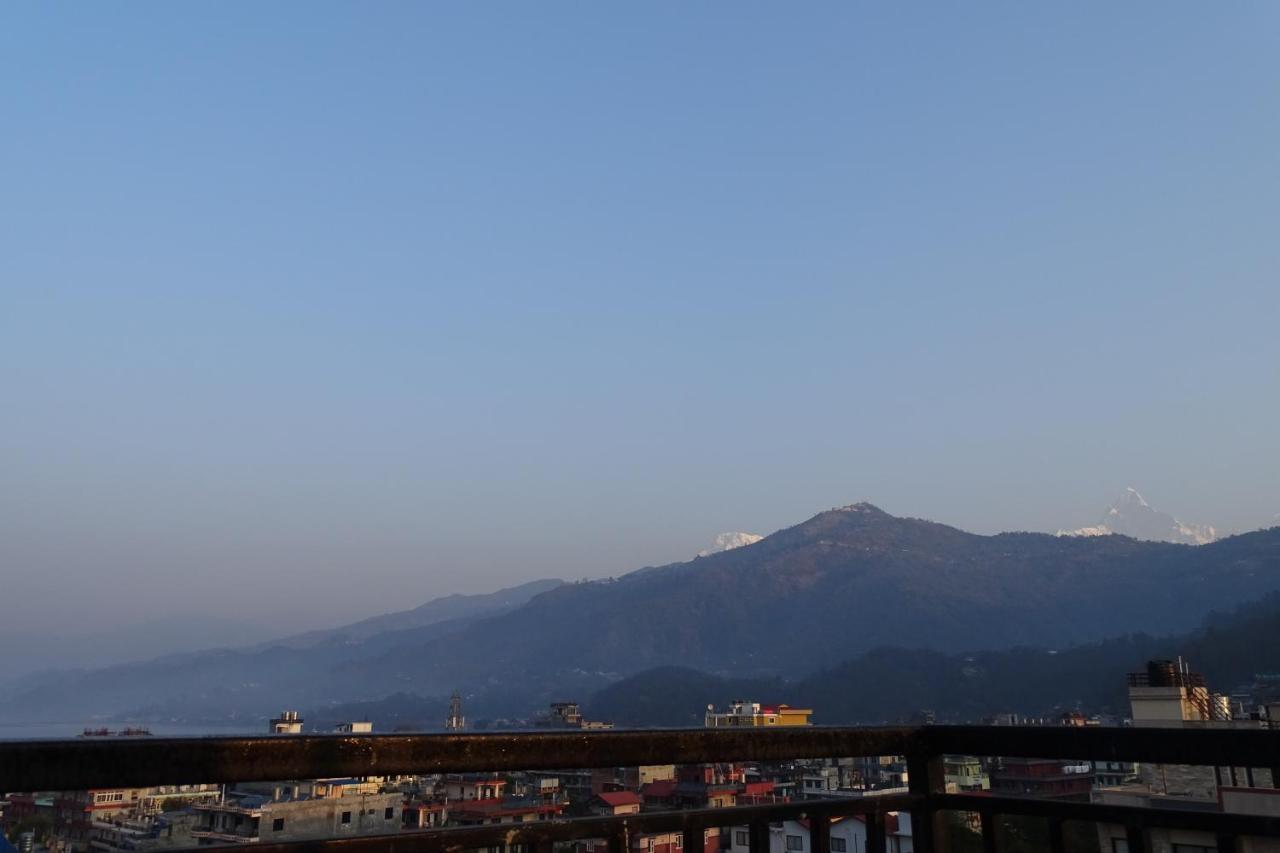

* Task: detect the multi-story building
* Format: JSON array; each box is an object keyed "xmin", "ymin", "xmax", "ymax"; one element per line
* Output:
[
  {"xmin": 854, "ymin": 756, "xmax": 910, "ymax": 792},
  {"xmin": 1091, "ymin": 759, "xmax": 1139, "ymax": 788},
  {"xmin": 578, "ymin": 829, "xmax": 719, "ymax": 853},
  {"xmin": 540, "ymin": 702, "xmax": 614, "ymax": 730},
  {"xmin": 191, "ymin": 787, "xmax": 402, "ymax": 845},
  {"xmin": 448, "ymin": 799, "xmax": 564, "ymax": 826},
  {"xmin": 799, "ymin": 767, "xmax": 840, "ymax": 798},
  {"xmin": 705, "ymin": 702, "xmax": 813, "ymax": 728},
  {"xmin": 440, "ymin": 774, "xmax": 506, "ymax": 802},
  {"xmin": 1093, "ymin": 659, "xmax": 1279, "ymax": 853},
  {"xmin": 401, "ymin": 801, "xmax": 448, "ymax": 830},
  {"xmin": 942, "ymin": 756, "xmax": 988, "ymax": 793},
  {"xmin": 989, "ymin": 757, "xmax": 1094, "ymax": 800},
  {"xmin": 723, "ymin": 816, "xmax": 914, "ymax": 853},
  {"xmin": 269, "ymin": 711, "xmax": 304, "ymax": 735},
  {"xmin": 1123, "ymin": 659, "xmax": 1274, "ymax": 798}
]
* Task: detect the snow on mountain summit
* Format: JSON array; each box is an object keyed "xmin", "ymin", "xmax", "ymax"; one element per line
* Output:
[
  {"xmin": 697, "ymin": 531, "xmax": 764, "ymax": 557},
  {"xmin": 1058, "ymin": 488, "xmax": 1217, "ymax": 545}
]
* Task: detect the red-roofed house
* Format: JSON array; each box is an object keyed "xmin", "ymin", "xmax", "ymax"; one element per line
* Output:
[
  {"xmin": 641, "ymin": 779, "xmax": 678, "ymax": 808},
  {"xmin": 591, "ymin": 791, "xmax": 642, "ymax": 816}
]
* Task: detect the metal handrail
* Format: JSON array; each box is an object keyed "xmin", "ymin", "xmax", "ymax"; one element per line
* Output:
[{"xmin": 4, "ymin": 725, "xmax": 1280, "ymax": 853}]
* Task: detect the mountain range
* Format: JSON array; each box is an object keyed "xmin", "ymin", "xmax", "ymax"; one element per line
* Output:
[
  {"xmin": 1059, "ymin": 488, "xmax": 1218, "ymax": 545},
  {"xmin": 3, "ymin": 502, "xmax": 1279, "ymax": 725}
]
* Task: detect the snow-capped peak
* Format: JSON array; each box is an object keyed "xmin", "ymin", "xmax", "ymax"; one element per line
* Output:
[
  {"xmin": 1116, "ymin": 487, "xmax": 1150, "ymax": 508},
  {"xmin": 1058, "ymin": 489, "xmax": 1217, "ymax": 546},
  {"xmin": 697, "ymin": 532, "xmax": 764, "ymax": 557}
]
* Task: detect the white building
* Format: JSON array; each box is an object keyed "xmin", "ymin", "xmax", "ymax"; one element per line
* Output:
[{"xmin": 724, "ymin": 816, "xmax": 913, "ymax": 853}]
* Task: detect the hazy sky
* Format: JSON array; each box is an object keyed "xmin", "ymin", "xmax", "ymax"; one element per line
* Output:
[{"xmin": 3, "ymin": 3, "xmax": 1279, "ymax": 639}]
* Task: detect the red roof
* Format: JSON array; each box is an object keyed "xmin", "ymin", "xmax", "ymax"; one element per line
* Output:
[
  {"xmin": 452, "ymin": 800, "xmax": 563, "ymax": 818},
  {"xmin": 597, "ymin": 791, "xmax": 642, "ymax": 807},
  {"xmin": 812, "ymin": 815, "xmax": 902, "ymax": 835},
  {"xmin": 642, "ymin": 780, "xmax": 678, "ymax": 799}
]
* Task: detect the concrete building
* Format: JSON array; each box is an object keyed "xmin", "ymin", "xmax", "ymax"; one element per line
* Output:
[
  {"xmin": 577, "ymin": 829, "xmax": 720, "ymax": 853},
  {"xmin": 440, "ymin": 774, "xmax": 506, "ymax": 802},
  {"xmin": 448, "ymin": 799, "xmax": 564, "ymax": 826},
  {"xmin": 540, "ymin": 702, "xmax": 614, "ymax": 730},
  {"xmin": 1092, "ymin": 759, "xmax": 1140, "ymax": 788},
  {"xmin": 1124, "ymin": 659, "xmax": 1275, "ymax": 798},
  {"xmin": 1093, "ymin": 660, "xmax": 1280, "ymax": 853},
  {"xmin": 942, "ymin": 756, "xmax": 989, "ymax": 793},
  {"xmin": 724, "ymin": 816, "xmax": 913, "ymax": 853},
  {"xmin": 191, "ymin": 790, "xmax": 402, "ymax": 845},
  {"xmin": 1096, "ymin": 787, "xmax": 1280, "ymax": 853},
  {"xmin": 799, "ymin": 767, "xmax": 840, "ymax": 798},
  {"xmin": 269, "ymin": 711, "xmax": 304, "ymax": 735},
  {"xmin": 401, "ymin": 801, "xmax": 448, "ymax": 830},
  {"xmin": 989, "ymin": 758, "xmax": 1094, "ymax": 801},
  {"xmin": 705, "ymin": 701, "xmax": 813, "ymax": 728},
  {"xmin": 334, "ymin": 722, "xmax": 372, "ymax": 734}
]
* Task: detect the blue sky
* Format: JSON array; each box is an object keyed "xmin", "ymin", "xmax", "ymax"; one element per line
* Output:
[{"xmin": 2, "ymin": 3, "xmax": 1279, "ymax": 636}]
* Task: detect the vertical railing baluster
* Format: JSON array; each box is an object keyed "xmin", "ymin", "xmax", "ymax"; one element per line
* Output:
[
  {"xmin": 979, "ymin": 812, "xmax": 998, "ymax": 853},
  {"xmin": 808, "ymin": 809, "xmax": 831, "ymax": 853},
  {"xmin": 609, "ymin": 826, "xmax": 627, "ymax": 853},
  {"xmin": 1125, "ymin": 823, "xmax": 1148, "ymax": 853},
  {"xmin": 749, "ymin": 819, "xmax": 771, "ymax": 853},
  {"xmin": 1046, "ymin": 817, "xmax": 1065, "ymax": 853},
  {"xmin": 683, "ymin": 825, "xmax": 703, "ymax": 853},
  {"xmin": 865, "ymin": 811, "xmax": 886, "ymax": 853},
  {"xmin": 907, "ymin": 751, "xmax": 948, "ymax": 853}
]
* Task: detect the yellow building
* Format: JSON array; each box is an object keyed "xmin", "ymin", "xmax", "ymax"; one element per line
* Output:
[{"xmin": 705, "ymin": 700, "xmax": 813, "ymax": 727}]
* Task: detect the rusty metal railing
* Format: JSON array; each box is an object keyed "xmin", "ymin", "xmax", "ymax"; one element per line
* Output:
[{"xmin": 3, "ymin": 725, "xmax": 1280, "ymax": 853}]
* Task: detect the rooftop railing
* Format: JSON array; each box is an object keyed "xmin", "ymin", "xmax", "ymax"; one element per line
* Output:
[{"xmin": 3, "ymin": 725, "xmax": 1280, "ymax": 853}]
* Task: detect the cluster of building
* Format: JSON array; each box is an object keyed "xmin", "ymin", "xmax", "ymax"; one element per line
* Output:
[
  {"xmin": 6, "ymin": 668, "xmax": 1280, "ymax": 853},
  {"xmin": 925, "ymin": 659, "xmax": 1280, "ymax": 853},
  {"xmin": 0, "ymin": 701, "xmax": 917, "ymax": 853}
]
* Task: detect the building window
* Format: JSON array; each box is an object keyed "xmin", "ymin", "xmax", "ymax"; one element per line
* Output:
[
  {"xmin": 736, "ymin": 832, "xmax": 749, "ymax": 847},
  {"xmin": 272, "ymin": 819, "xmax": 285, "ymax": 832},
  {"xmin": 831, "ymin": 840, "xmax": 847, "ymax": 853},
  {"xmin": 786, "ymin": 836, "xmax": 805, "ymax": 852},
  {"xmin": 341, "ymin": 811, "xmax": 352, "ymax": 825},
  {"xmin": 385, "ymin": 807, "xmax": 395, "ymax": 820}
]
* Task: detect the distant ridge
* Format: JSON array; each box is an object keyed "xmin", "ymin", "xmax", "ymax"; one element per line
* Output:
[
  {"xmin": 257, "ymin": 578, "xmax": 566, "ymax": 650},
  {"xmin": 4, "ymin": 502, "xmax": 1280, "ymax": 724},
  {"xmin": 587, "ymin": 593, "xmax": 1280, "ymax": 726}
]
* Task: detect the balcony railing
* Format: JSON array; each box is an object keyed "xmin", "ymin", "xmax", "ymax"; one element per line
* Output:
[{"xmin": 3, "ymin": 725, "xmax": 1280, "ymax": 853}]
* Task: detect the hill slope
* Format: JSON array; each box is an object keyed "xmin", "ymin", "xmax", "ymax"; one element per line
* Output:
[
  {"xmin": 0, "ymin": 578, "xmax": 565, "ymax": 721},
  {"xmin": 4, "ymin": 504, "xmax": 1279, "ymax": 723},
  {"xmin": 329, "ymin": 505, "xmax": 1280, "ymax": 703},
  {"xmin": 256, "ymin": 578, "xmax": 565, "ymax": 650},
  {"xmin": 587, "ymin": 593, "xmax": 1280, "ymax": 726}
]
